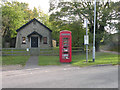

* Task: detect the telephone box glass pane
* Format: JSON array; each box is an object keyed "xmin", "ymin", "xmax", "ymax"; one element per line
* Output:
[{"xmin": 62, "ymin": 37, "xmax": 70, "ymax": 59}]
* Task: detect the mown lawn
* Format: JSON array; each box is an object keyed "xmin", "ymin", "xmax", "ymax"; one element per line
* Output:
[
  {"xmin": 72, "ymin": 52, "xmax": 119, "ymax": 67},
  {"xmin": 2, "ymin": 49, "xmax": 30, "ymax": 55},
  {"xmin": 38, "ymin": 56, "xmax": 60, "ymax": 65},
  {"xmin": 2, "ymin": 56, "xmax": 30, "ymax": 66},
  {"xmin": 38, "ymin": 52, "xmax": 119, "ymax": 67}
]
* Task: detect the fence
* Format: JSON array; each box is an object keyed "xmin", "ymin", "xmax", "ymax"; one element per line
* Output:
[
  {"xmin": 1, "ymin": 48, "xmax": 30, "ymax": 56},
  {"xmin": 1, "ymin": 47, "xmax": 85, "ymax": 56}
]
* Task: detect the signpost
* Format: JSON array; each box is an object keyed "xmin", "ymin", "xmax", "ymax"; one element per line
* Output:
[
  {"xmin": 93, "ymin": 0, "xmax": 96, "ymax": 62},
  {"xmin": 84, "ymin": 35, "xmax": 89, "ymax": 62},
  {"xmin": 84, "ymin": 19, "xmax": 89, "ymax": 63},
  {"xmin": 84, "ymin": 35, "xmax": 89, "ymax": 45}
]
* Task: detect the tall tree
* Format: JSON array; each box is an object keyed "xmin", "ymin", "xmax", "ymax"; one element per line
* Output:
[
  {"xmin": 1, "ymin": 1, "xmax": 40, "ymax": 42},
  {"xmin": 49, "ymin": 0, "xmax": 119, "ymax": 51},
  {"xmin": 33, "ymin": 7, "xmax": 39, "ymax": 18},
  {"xmin": 2, "ymin": 1, "xmax": 27, "ymax": 40}
]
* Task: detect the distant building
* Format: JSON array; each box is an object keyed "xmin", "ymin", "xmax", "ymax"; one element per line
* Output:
[{"xmin": 16, "ymin": 18, "xmax": 52, "ymax": 48}]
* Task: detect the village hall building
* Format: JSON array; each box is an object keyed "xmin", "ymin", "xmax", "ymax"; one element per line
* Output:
[{"xmin": 15, "ymin": 18, "xmax": 52, "ymax": 48}]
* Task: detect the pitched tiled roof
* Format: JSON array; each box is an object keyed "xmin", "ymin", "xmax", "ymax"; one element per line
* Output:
[{"xmin": 16, "ymin": 18, "xmax": 52, "ymax": 32}]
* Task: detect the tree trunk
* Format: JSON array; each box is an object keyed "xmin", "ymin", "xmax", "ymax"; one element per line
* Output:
[{"xmin": 95, "ymin": 41, "xmax": 100, "ymax": 52}]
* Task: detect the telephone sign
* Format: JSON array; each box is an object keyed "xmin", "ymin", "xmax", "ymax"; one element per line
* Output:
[{"xmin": 84, "ymin": 35, "xmax": 89, "ymax": 45}]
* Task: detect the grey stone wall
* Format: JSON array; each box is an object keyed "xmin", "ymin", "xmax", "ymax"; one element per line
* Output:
[{"xmin": 16, "ymin": 20, "xmax": 52, "ymax": 48}]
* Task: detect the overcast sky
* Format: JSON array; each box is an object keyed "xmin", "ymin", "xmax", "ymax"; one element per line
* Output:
[
  {"xmin": 12, "ymin": 0, "xmax": 120, "ymax": 14},
  {"xmin": 13, "ymin": 0, "xmax": 50, "ymax": 14}
]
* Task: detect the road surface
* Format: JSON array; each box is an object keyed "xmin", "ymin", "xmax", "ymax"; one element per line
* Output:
[{"xmin": 2, "ymin": 65, "xmax": 118, "ymax": 88}]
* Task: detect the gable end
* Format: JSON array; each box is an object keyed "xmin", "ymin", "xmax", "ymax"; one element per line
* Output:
[{"xmin": 16, "ymin": 18, "xmax": 52, "ymax": 32}]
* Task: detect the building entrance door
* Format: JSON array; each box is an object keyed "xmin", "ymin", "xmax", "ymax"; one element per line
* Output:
[{"xmin": 31, "ymin": 37, "xmax": 38, "ymax": 48}]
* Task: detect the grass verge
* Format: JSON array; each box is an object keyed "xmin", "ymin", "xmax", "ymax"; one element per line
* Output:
[
  {"xmin": 38, "ymin": 52, "xmax": 119, "ymax": 67},
  {"xmin": 72, "ymin": 52, "xmax": 119, "ymax": 67},
  {"xmin": 38, "ymin": 56, "xmax": 60, "ymax": 65},
  {"xmin": 2, "ymin": 56, "xmax": 30, "ymax": 66}
]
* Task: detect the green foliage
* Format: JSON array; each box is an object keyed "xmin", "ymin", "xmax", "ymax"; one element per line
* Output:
[
  {"xmin": 38, "ymin": 7, "xmax": 52, "ymax": 28},
  {"xmin": 1, "ymin": 1, "xmax": 51, "ymax": 43},
  {"xmin": 69, "ymin": 21, "xmax": 85, "ymax": 47},
  {"xmin": 2, "ymin": 1, "xmax": 29, "ymax": 39},
  {"xmin": 33, "ymin": 7, "xmax": 39, "ymax": 18},
  {"xmin": 101, "ymin": 33, "xmax": 119, "ymax": 52},
  {"xmin": 49, "ymin": 0, "xmax": 119, "ymax": 51},
  {"xmin": 49, "ymin": 13, "xmax": 85, "ymax": 47}
]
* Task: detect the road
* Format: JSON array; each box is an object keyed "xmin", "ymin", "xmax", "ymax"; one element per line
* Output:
[{"xmin": 2, "ymin": 65, "xmax": 118, "ymax": 88}]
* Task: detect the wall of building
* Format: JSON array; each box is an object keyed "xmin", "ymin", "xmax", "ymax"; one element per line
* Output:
[{"xmin": 16, "ymin": 20, "xmax": 52, "ymax": 48}]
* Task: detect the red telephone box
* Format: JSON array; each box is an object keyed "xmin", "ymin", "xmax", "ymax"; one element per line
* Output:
[{"xmin": 59, "ymin": 30, "xmax": 72, "ymax": 63}]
